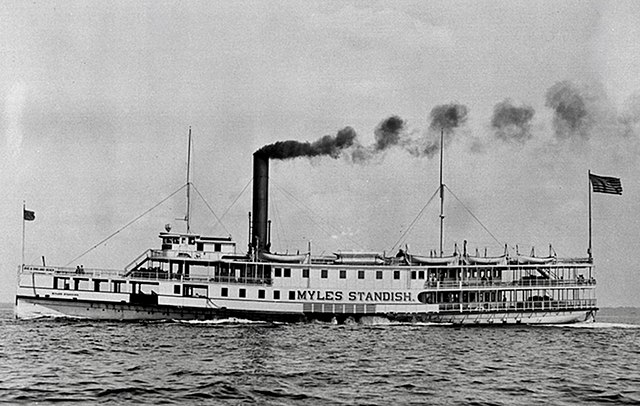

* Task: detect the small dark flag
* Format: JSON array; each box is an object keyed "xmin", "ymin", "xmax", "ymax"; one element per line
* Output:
[
  {"xmin": 24, "ymin": 209, "xmax": 35, "ymax": 221},
  {"xmin": 589, "ymin": 173, "xmax": 622, "ymax": 195}
]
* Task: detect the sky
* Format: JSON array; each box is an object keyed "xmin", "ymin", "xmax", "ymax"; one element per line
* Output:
[{"xmin": 2, "ymin": 0, "xmax": 640, "ymax": 306}]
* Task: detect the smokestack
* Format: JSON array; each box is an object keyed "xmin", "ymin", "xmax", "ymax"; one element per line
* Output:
[{"xmin": 252, "ymin": 152, "xmax": 269, "ymax": 253}]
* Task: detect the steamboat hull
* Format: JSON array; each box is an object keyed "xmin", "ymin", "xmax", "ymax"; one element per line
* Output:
[
  {"xmin": 15, "ymin": 259, "xmax": 598, "ymax": 325},
  {"xmin": 15, "ymin": 296, "xmax": 594, "ymax": 325}
]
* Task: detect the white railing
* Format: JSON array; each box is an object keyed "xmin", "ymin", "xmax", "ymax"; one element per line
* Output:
[
  {"xmin": 436, "ymin": 299, "xmax": 597, "ymax": 312},
  {"xmin": 424, "ymin": 278, "xmax": 596, "ymax": 290},
  {"xmin": 22, "ymin": 265, "xmax": 126, "ymax": 279}
]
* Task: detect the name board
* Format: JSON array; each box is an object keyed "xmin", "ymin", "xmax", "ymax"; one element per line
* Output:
[{"xmin": 296, "ymin": 290, "xmax": 412, "ymax": 302}]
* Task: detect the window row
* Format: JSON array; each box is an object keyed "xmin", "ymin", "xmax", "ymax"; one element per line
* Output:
[{"xmin": 274, "ymin": 268, "xmax": 402, "ymax": 280}]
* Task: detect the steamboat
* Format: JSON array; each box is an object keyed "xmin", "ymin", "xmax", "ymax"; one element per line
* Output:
[{"xmin": 16, "ymin": 133, "xmax": 601, "ymax": 324}]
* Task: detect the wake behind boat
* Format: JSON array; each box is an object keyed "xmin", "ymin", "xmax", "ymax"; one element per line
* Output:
[{"xmin": 15, "ymin": 130, "xmax": 611, "ymax": 325}]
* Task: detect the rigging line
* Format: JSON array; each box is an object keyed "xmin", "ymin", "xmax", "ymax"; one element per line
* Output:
[
  {"xmin": 272, "ymin": 182, "xmax": 365, "ymax": 250},
  {"xmin": 444, "ymin": 185, "xmax": 503, "ymax": 247},
  {"xmin": 219, "ymin": 177, "xmax": 252, "ymax": 221},
  {"xmin": 191, "ymin": 184, "xmax": 231, "ymax": 236},
  {"xmin": 65, "ymin": 184, "xmax": 187, "ymax": 267},
  {"xmin": 389, "ymin": 187, "xmax": 440, "ymax": 253}
]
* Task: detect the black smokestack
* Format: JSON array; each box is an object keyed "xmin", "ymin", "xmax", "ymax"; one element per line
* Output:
[
  {"xmin": 545, "ymin": 81, "xmax": 589, "ymax": 139},
  {"xmin": 256, "ymin": 126, "xmax": 357, "ymax": 160},
  {"xmin": 491, "ymin": 99, "xmax": 535, "ymax": 143},
  {"xmin": 252, "ymin": 153, "xmax": 269, "ymax": 252}
]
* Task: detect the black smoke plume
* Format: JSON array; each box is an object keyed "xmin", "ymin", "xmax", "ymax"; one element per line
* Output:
[
  {"xmin": 429, "ymin": 103, "xmax": 469, "ymax": 133},
  {"xmin": 256, "ymin": 126, "xmax": 357, "ymax": 160},
  {"xmin": 374, "ymin": 115, "xmax": 405, "ymax": 151},
  {"xmin": 491, "ymin": 99, "xmax": 535, "ymax": 143},
  {"xmin": 545, "ymin": 81, "xmax": 590, "ymax": 139},
  {"xmin": 402, "ymin": 103, "xmax": 468, "ymax": 158}
]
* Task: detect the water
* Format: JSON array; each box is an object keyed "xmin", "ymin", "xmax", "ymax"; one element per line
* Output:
[{"xmin": 1, "ymin": 304, "xmax": 639, "ymax": 405}]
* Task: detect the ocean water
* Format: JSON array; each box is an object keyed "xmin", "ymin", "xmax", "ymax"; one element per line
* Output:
[{"xmin": 1, "ymin": 304, "xmax": 639, "ymax": 405}]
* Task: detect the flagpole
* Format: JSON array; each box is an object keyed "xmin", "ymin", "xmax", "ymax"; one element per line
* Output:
[
  {"xmin": 588, "ymin": 170, "xmax": 592, "ymax": 262},
  {"xmin": 22, "ymin": 201, "xmax": 26, "ymax": 269}
]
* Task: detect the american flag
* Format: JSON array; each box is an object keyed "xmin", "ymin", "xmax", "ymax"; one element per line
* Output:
[{"xmin": 589, "ymin": 173, "xmax": 622, "ymax": 195}]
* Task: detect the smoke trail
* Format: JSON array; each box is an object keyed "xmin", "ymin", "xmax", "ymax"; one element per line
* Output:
[
  {"xmin": 256, "ymin": 126, "xmax": 357, "ymax": 160},
  {"xmin": 619, "ymin": 92, "xmax": 640, "ymax": 137},
  {"xmin": 401, "ymin": 103, "xmax": 468, "ymax": 158},
  {"xmin": 374, "ymin": 115, "xmax": 405, "ymax": 150},
  {"xmin": 491, "ymin": 99, "xmax": 535, "ymax": 143},
  {"xmin": 429, "ymin": 103, "xmax": 469, "ymax": 133},
  {"xmin": 545, "ymin": 81, "xmax": 590, "ymax": 139}
]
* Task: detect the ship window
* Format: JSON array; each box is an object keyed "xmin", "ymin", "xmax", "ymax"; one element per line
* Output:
[
  {"xmin": 302, "ymin": 268, "xmax": 309, "ymax": 278},
  {"xmin": 94, "ymin": 280, "xmax": 101, "ymax": 292},
  {"xmin": 376, "ymin": 270, "xmax": 383, "ymax": 280},
  {"xmin": 321, "ymin": 269, "xmax": 328, "ymax": 279},
  {"xmin": 275, "ymin": 268, "xmax": 282, "ymax": 277},
  {"xmin": 284, "ymin": 268, "xmax": 291, "ymax": 278},
  {"xmin": 239, "ymin": 288, "xmax": 246, "ymax": 298},
  {"xmin": 174, "ymin": 285, "xmax": 181, "ymax": 295},
  {"xmin": 411, "ymin": 271, "xmax": 417, "ymax": 280},
  {"xmin": 394, "ymin": 270, "xmax": 400, "ymax": 280},
  {"xmin": 339, "ymin": 270, "xmax": 347, "ymax": 279},
  {"xmin": 221, "ymin": 287, "xmax": 228, "ymax": 297},
  {"xmin": 418, "ymin": 271, "xmax": 425, "ymax": 280},
  {"xmin": 197, "ymin": 243, "xmax": 204, "ymax": 251},
  {"xmin": 258, "ymin": 289, "xmax": 265, "ymax": 299},
  {"xmin": 188, "ymin": 237, "xmax": 195, "ymax": 245},
  {"xmin": 112, "ymin": 281, "xmax": 122, "ymax": 293},
  {"xmin": 214, "ymin": 243, "xmax": 221, "ymax": 252},
  {"xmin": 288, "ymin": 291, "xmax": 295, "ymax": 300},
  {"xmin": 274, "ymin": 290, "xmax": 280, "ymax": 300},
  {"xmin": 358, "ymin": 270, "xmax": 365, "ymax": 279}
]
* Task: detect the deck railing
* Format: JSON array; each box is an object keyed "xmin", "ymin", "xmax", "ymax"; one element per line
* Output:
[
  {"xmin": 437, "ymin": 299, "xmax": 597, "ymax": 312},
  {"xmin": 425, "ymin": 278, "xmax": 596, "ymax": 290}
]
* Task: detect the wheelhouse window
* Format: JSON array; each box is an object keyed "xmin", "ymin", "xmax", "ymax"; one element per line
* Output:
[
  {"xmin": 418, "ymin": 270, "xmax": 425, "ymax": 280},
  {"xmin": 339, "ymin": 270, "xmax": 347, "ymax": 279},
  {"xmin": 394, "ymin": 270, "xmax": 400, "ymax": 280},
  {"xmin": 321, "ymin": 269, "xmax": 328, "ymax": 279},
  {"xmin": 376, "ymin": 270, "xmax": 383, "ymax": 280},
  {"xmin": 358, "ymin": 270, "xmax": 365, "ymax": 279},
  {"xmin": 284, "ymin": 268, "xmax": 291, "ymax": 278},
  {"xmin": 302, "ymin": 269, "xmax": 309, "ymax": 278},
  {"xmin": 275, "ymin": 268, "xmax": 282, "ymax": 277}
]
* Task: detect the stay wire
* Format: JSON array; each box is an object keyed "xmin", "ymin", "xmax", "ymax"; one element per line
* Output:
[
  {"xmin": 389, "ymin": 187, "xmax": 440, "ymax": 253},
  {"xmin": 219, "ymin": 177, "xmax": 252, "ymax": 221},
  {"xmin": 65, "ymin": 184, "xmax": 187, "ymax": 266},
  {"xmin": 444, "ymin": 185, "xmax": 504, "ymax": 248},
  {"xmin": 191, "ymin": 184, "xmax": 231, "ymax": 236}
]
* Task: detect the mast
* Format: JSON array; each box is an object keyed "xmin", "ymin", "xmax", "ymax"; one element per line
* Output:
[
  {"xmin": 22, "ymin": 201, "xmax": 26, "ymax": 268},
  {"xmin": 587, "ymin": 169, "xmax": 593, "ymax": 262},
  {"xmin": 439, "ymin": 128, "xmax": 444, "ymax": 257},
  {"xmin": 186, "ymin": 127, "xmax": 192, "ymax": 233}
]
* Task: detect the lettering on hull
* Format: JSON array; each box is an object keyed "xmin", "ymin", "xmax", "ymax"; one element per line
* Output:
[{"xmin": 296, "ymin": 290, "xmax": 412, "ymax": 302}]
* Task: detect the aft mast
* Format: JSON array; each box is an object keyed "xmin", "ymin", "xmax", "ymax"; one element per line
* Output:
[
  {"xmin": 186, "ymin": 127, "xmax": 192, "ymax": 234},
  {"xmin": 439, "ymin": 128, "xmax": 444, "ymax": 257}
]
